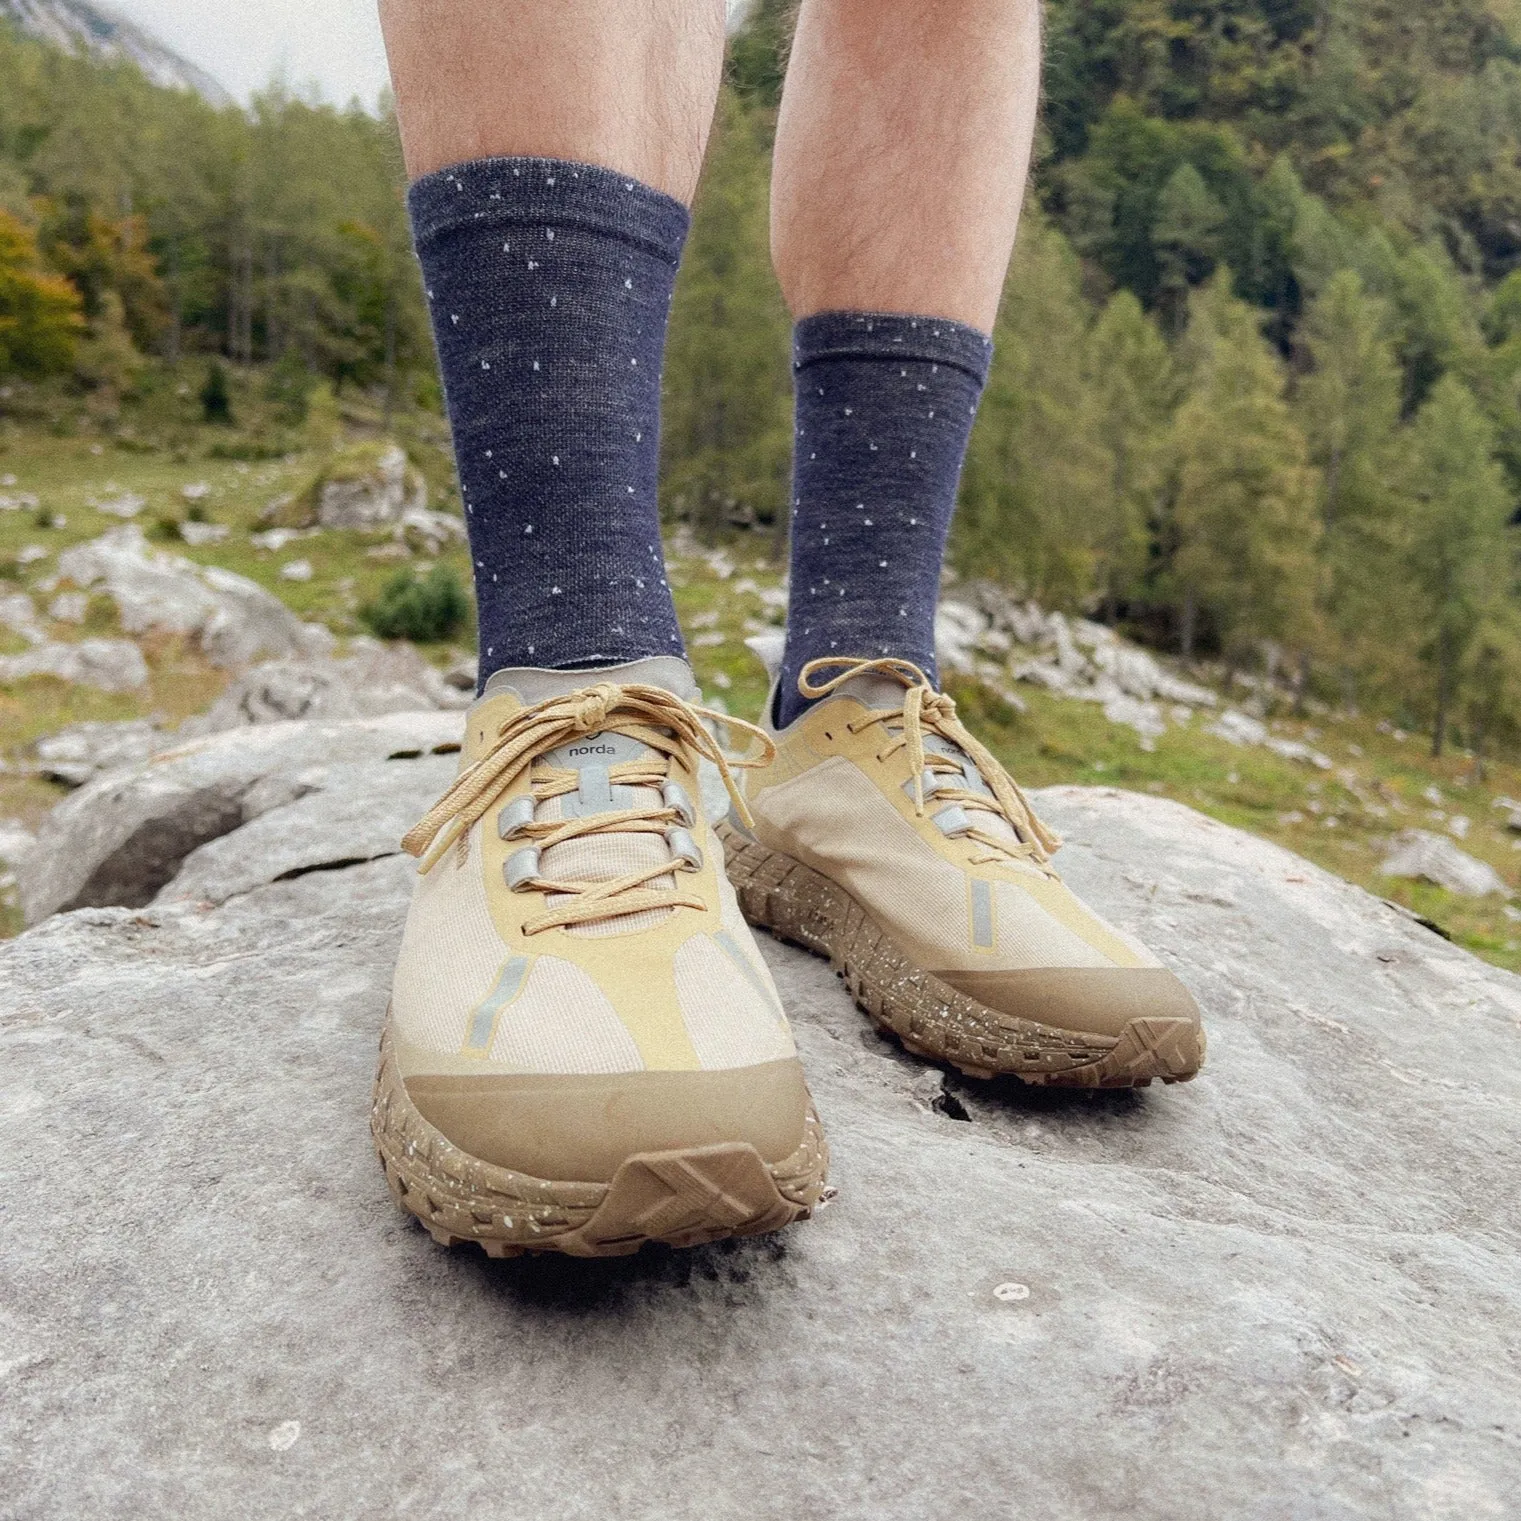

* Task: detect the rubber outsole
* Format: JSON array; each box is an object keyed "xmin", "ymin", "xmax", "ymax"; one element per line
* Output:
[
  {"xmin": 371, "ymin": 1024, "xmax": 829, "ymax": 1258},
  {"xmin": 718, "ymin": 824, "xmax": 1204, "ymax": 1088}
]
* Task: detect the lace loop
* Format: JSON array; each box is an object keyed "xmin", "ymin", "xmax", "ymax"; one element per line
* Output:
[
  {"xmin": 796, "ymin": 656, "xmax": 1062, "ymax": 863},
  {"xmin": 403, "ymin": 682, "xmax": 776, "ymax": 898}
]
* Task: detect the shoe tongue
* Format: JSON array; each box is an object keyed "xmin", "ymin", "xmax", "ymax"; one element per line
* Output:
[
  {"xmin": 835, "ymin": 671, "xmax": 919, "ymax": 712},
  {"xmin": 542, "ymin": 728, "xmax": 655, "ymax": 776},
  {"xmin": 482, "ymin": 654, "xmax": 698, "ymax": 706}
]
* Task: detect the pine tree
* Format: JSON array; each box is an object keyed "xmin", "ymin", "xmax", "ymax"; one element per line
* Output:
[
  {"xmin": 1395, "ymin": 375, "xmax": 1516, "ymax": 756},
  {"xmin": 957, "ymin": 209, "xmax": 1109, "ymax": 605},
  {"xmin": 661, "ymin": 86, "xmax": 792, "ymax": 543},
  {"xmin": 1168, "ymin": 274, "xmax": 1321, "ymax": 668},
  {"xmin": 1295, "ymin": 267, "xmax": 1402, "ymax": 690},
  {"xmin": 1083, "ymin": 289, "xmax": 1174, "ymax": 621},
  {"xmin": 1152, "ymin": 163, "xmax": 1226, "ymax": 333}
]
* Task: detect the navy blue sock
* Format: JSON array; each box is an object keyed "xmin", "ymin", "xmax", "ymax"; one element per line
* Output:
[
  {"xmin": 776, "ymin": 312, "xmax": 993, "ymax": 726},
  {"xmin": 408, "ymin": 157, "xmax": 689, "ymax": 682}
]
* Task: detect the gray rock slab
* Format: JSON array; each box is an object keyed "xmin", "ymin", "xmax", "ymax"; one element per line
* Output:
[
  {"xmin": 34, "ymin": 718, "xmax": 164, "ymax": 787},
  {"xmin": 179, "ymin": 640, "xmax": 472, "ymax": 737},
  {"xmin": 17, "ymin": 710, "xmax": 463, "ymax": 924},
  {"xmin": 155, "ymin": 753, "xmax": 457, "ymax": 907},
  {"xmin": 2, "ymin": 778, "xmax": 1519, "ymax": 1519}
]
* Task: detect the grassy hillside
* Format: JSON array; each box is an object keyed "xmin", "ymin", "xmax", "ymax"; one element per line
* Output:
[{"xmin": 3, "ymin": 398, "xmax": 1514, "ymax": 972}]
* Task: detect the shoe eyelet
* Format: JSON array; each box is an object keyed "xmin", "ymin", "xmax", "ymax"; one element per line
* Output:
[
  {"xmin": 665, "ymin": 825, "xmax": 703, "ymax": 871},
  {"xmin": 660, "ymin": 778, "xmax": 696, "ymax": 827},
  {"xmin": 497, "ymin": 795, "xmax": 535, "ymax": 839},
  {"xmin": 503, "ymin": 845, "xmax": 541, "ymax": 890}
]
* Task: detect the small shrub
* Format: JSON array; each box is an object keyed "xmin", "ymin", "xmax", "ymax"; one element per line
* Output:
[
  {"xmin": 200, "ymin": 361, "xmax": 233, "ymax": 425},
  {"xmin": 361, "ymin": 565, "xmax": 470, "ymax": 643}
]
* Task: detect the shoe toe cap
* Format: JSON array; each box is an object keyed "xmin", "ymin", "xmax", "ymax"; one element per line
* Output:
[
  {"xmin": 933, "ymin": 965, "xmax": 1201, "ymax": 1040},
  {"xmin": 401, "ymin": 1055, "xmax": 814, "ymax": 1184}
]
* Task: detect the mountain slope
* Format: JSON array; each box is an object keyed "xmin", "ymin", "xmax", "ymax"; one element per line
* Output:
[{"xmin": 0, "ymin": 0, "xmax": 228, "ymax": 103}]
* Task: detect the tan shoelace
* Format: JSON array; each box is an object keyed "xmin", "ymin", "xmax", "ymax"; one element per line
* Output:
[
  {"xmin": 403, "ymin": 681, "xmax": 775, "ymax": 933},
  {"xmin": 798, "ymin": 656, "xmax": 1062, "ymax": 866}
]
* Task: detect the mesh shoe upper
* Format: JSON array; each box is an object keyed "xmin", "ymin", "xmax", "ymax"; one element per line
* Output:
[
  {"xmin": 742, "ymin": 658, "xmax": 1172, "ymax": 986},
  {"xmin": 389, "ymin": 658, "xmax": 797, "ymax": 1083}
]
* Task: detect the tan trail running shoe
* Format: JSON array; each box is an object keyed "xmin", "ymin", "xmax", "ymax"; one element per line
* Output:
[
  {"xmin": 719, "ymin": 657, "xmax": 1204, "ymax": 1087},
  {"xmin": 372, "ymin": 656, "xmax": 828, "ymax": 1258}
]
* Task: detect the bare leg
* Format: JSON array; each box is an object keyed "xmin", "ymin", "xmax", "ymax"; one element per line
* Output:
[
  {"xmin": 379, "ymin": 0, "xmax": 727, "ymax": 202},
  {"xmin": 770, "ymin": 0, "xmax": 1041, "ymax": 328}
]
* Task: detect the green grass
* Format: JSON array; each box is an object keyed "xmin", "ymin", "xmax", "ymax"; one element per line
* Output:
[{"xmin": 1, "ymin": 393, "xmax": 1517, "ymax": 972}]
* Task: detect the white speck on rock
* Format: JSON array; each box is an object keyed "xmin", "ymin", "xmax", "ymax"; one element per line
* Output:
[{"xmin": 268, "ymin": 1420, "xmax": 300, "ymax": 1452}]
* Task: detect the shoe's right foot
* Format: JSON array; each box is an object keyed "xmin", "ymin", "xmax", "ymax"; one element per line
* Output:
[
  {"xmin": 723, "ymin": 657, "xmax": 1204, "ymax": 1088},
  {"xmin": 373, "ymin": 657, "xmax": 827, "ymax": 1259}
]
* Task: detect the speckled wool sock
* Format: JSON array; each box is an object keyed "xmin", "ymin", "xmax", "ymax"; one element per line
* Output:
[
  {"xmin": 408, "ymin": 157, "xmax": 689, "ymax": 681},
  {"xmin": 775, "ymin": 312, "xmax": 993, "ymax": 727}
]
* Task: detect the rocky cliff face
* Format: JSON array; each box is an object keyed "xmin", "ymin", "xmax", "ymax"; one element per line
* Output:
[
  {"xmin": 2, "ymin": 714, "xmax": 1519, "ymax": 1517},
  {"xmin": 0, "ymin": 0, "xmax": 229, "ymax": 102}
]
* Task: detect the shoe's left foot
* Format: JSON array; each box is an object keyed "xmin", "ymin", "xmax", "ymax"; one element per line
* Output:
[
  {"xmin": 721, "ymin": 657, "xmax": 1204, "ymax": 1087},
  {"xmin": 373, "ymin": 657, "xmax": 827, "ymax": 1258}
]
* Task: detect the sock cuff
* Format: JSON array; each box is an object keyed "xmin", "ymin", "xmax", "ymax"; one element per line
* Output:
[
  {"xmin": 793, "ymin": 310, "xmax": 993, "ymax": 385},
  {"xmin": 408, "ymin": 156, "xmax": 690, "ymax": 267}
]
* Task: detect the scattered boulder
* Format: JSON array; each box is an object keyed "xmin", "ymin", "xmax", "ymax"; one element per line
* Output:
[
  {"xmin": 0, "ymin": 816, "xmax": 35, "ymax": 864},
  {"xmin": 52, "ymin": 525, "xmax": 329, "ymax": 669},
  {"xmin": 1206, "ymin": 709, "xmax": 1269, "ymax": 747},
  {"xmin": 1492, "ymin": 797, "xmax": 1521, "ymax": 834},
  {"xmin": 443, "ymin": 650, "xmax": 478, "ymax": 692},
  {"xmin": 19, "ymin": 643, "xmax": 471, "ymax": 791},
  {"xmin": 1378, "ymin": 828, "xmax": 1510, "ymax": 897},
  {"xmin": 178, "ymin": 521, "xmax": 229, "ymax": 546},
  {"xmin": 264, "ymin": 443, "xmax": 427, "ymax": 531},
  {"xmin": 1263, "ymin": 735, "xmax": 1334, "ymax": 770},
  {"xmin": 250, "ymin": 527, "xmax": 306, "ymax": 552},
  {"xmin": 179, "ymin": 640, "xmax": 472, "ymax": 736},
  {"xmin": 34, "ymin": 719, "xmax": 164, "ymax": 787},
  {"xmin": 3, "ymin": 764, "xmax": 1520, "ymax": 1517},
  {"xmin": 46, "ymin": 591, "xmax": 88, "ymax": 624},
  {"xmin": 396, "ymin": 505, "xmax": 467, "ymax": 555},
  {"xmin": 0, "ymin": 638, "xmax": 148, "ymax": 692},
  {"xmin": 932, "ymin": 599, "xmax": 987, "ymax": 675},
  {"xmin": 0, "ymin": 591, "xmax": 45, "ymax": 646},
  {"xmin": 1100, "ymin": 692, "xmax": 1166, "ymax": 749},
  {"xmin": 934, "ymin": 587, "xmax": 1216, "ymax": 744},
  {"xmin": 89, "ymin": 489, "xmax": 146, "ymax": 519}
]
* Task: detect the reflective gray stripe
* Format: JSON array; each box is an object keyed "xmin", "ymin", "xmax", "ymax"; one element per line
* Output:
[
  {"xmin": 714, "ymin": 930, "xmax": 784, "ymax": 1018},
  {"xmin": 578, "ymin": 762, "xmax": 612, "ymax": 812},
  {"xmin": 969, "ymin": 879, "xmax": 995, "ymax": 949},
  {"xmin": 464, "ymin": 956, "xmax": 532, "ymax": 1052}
]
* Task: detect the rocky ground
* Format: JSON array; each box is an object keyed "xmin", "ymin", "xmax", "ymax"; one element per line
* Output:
[{"xmin": 1, "ymin": 707, "xmax": 1518, "ymax": 1518}]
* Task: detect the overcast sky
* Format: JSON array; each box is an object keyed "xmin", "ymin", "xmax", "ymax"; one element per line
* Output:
[{"xmin": 107, "ymin": 0, "xmax": 394, "ymax": 108}]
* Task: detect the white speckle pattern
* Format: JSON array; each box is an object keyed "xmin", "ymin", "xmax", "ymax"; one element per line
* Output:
[
  {"xmin": 408, "ymin": 155, "xmax": 688, "ymax": 673},
  {"xmin": 775, "ymin": 308, "xmax": 991, "ymax": 725}
]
